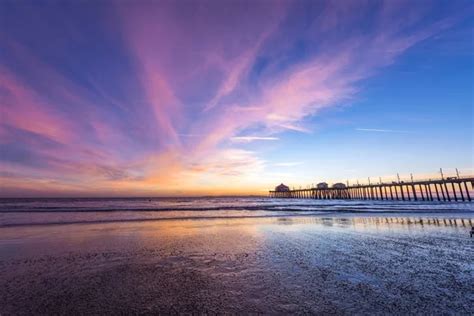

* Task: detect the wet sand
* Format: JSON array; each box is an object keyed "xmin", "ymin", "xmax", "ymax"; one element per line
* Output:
[{"xmin": 1, "ymin": 215, "xmax": 473, "ymax": 314}]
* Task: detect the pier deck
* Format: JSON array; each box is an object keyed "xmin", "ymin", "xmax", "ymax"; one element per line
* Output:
[{"xmin": 269, "ymin": 177, "xmax": 474, "ymax": 202}]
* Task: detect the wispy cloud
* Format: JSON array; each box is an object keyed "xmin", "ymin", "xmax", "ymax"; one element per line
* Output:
[
  {"xmin": 178, "ymin": 133, "xmax": 203, "ymax": 138},
  {"xmin": 230, "ymin": 136, "xmax": 279, "ymax": 143},
  {"xmin": 273, "ymin": 162, "xmax": 304, "ymax": 167},
  {"xmin": 356, "ymin": 128, "xmax": 413, "ymax": 134}
]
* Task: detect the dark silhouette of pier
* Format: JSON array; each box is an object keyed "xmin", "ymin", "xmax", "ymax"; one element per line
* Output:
[{"xmin": 270, "ymin": 174, "xmax": 474, "ymax": 202}]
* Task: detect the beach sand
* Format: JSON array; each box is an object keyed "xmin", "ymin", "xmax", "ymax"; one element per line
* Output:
[{"xmin": 1, "ymin": 216, "xmax": 473, "ymax": 314}]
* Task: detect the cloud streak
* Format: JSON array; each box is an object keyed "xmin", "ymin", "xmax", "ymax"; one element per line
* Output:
[
  {"xmin": 356, "ymin": 128, "xmax": 413, "ymax": 134},
  {"xmin": 230, "ymin": 136, "xmax": 279, "ymax": 143},
  {"xmin": 274, "ymin": 162, "xmax": 304, "ymax": 167}
]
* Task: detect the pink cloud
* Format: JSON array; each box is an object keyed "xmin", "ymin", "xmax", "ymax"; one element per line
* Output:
[
  {"xmin": 0, "ymin": 67, "xmax": 73, "ymax": 144},
  {"xmin": 190, "ymin": 5, "xmax": 459, "ymax": 154}
]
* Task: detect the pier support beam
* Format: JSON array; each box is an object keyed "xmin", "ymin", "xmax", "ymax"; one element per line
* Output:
[
  {"xmin": 434, "ymin": 183, "xmax": 440, "ymax": 201},
  {"xmin": 458, "ymin": 183, "xmax": 465, "ymax": 201},
  {"xmin": 451, "ymin": 182, "xmax": 457, "ymax": 201},
  {"xmin": 443, "ymin": 182, "xmax": 451, "ymax": 201},
  {"xmin": 426, "ymin": 184, "xmax": 433, "ymax": 201},
  {"xmin": 464, "ymin": 181, "xmax": 471, "ymax": 201},
  {"xmin": 440, "ymin": 183, "xmax": 446, "ymax": 201}
]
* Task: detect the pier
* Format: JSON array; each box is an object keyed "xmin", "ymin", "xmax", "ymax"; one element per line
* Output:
[{"xmin": 270, "ymin": 176, "xmax": 474, "ymax": 202}]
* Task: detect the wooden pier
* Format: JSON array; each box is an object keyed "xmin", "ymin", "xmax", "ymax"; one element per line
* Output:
[{"xmin": 269, "ymin": 177, "xmax": 474, "ymax": 202}]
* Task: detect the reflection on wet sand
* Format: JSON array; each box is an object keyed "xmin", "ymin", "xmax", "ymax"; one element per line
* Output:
[
  {"xmin": 0, "ymin": 215, "xmax": 473, "ymax": 314},
  {"xmin": 274, "ymin": 215, "xmax": 473, "ymax": 229}
]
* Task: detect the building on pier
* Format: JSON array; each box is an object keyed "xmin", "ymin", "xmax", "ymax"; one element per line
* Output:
[
  {"xmin": 332, "ymin": 183, "xmax": 347, "ymax": 189},
  {"xmin": 317, "ymin": 182, "xmax": 328, "ymax": 189},
  {"xmin": 275, "ymin": 183, "xmax": 290, "ymax": 192}
]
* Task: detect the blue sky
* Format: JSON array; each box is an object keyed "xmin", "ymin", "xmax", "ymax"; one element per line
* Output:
[
  {"xmin": 0, "ymin": 0, "xmax": 473, "ymax": 196},
  {"xmin": 241, "ymin": 11, "xmax": 473, "ymax": 189}
]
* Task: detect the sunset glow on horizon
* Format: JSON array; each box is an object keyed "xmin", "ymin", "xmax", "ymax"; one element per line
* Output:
[{"xmin": 1, "ymin": 0, "xmax": 473, "ymax": 197}]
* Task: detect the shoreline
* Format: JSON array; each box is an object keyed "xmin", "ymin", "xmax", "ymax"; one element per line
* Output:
[
  {"xmin": 0, "ymin": 210, "xmax": 473, "ymax": 229},
  {"xmin": 1, "ymin": 211, "xmax": 472, "ymax": 314}
]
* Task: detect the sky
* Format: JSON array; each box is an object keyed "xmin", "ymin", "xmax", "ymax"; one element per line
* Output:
[{"xmin": 0, "ymin": 0, "xmax": 473, "ymax": 197}]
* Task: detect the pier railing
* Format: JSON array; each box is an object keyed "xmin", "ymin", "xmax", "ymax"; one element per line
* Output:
[{"xmin": 269, "ymin": 176, "xmax": 474, "ymax": 202}]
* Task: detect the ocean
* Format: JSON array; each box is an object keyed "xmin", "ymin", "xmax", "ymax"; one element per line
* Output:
[{"xmin": 1, "ymin": 197, "xmax": 473, "ymax": 227}]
